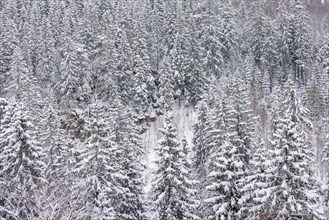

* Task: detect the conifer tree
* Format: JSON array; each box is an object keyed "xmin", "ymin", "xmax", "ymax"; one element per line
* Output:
[
  {"xmin": 318, "ymin": 33, "xmax": 329, "ymax": 105},
  {"xmin": 183, "ymin": 15, "xmax": 207, "ymax": 104},
  {"xmin": 322, "ymin": 117, "xmax": 329, "ymax": 213},
  {"xmin": 199, "ymin": 0, "xmax": 224, "ymax": 78},
  {"xmin": 250, "ymin": 80, "xmax": 325, "ymax": 219},
  {"xmin": 37, "ymin": 18, "xmax": 57, "ymax": 88},
  {"xmin": 151, "ymin": 113, "xmax": 196, "ymax": 220},
  {"xmin": 158, "ymin": 56, "xmax": 175, "ymax": 111},
  {"xmin": 275, "ymin": 0, "xmax": 294, "ymax": 71},
  {"xmin": 218, "ymin": 0, "xmax": 238, "ymax": 63},
  {"xmin": 149, "ymin": 0, "xmax": 166, "ymax": 71},
  {"xmin": 179, "ymin": 137, "xmax": 200, "ymax": 220},
  {"xmin": 205, "ymin": 96, "xmax": 245, "ymax": 220},
  {"xmin": 192, "ymin": 97, "xmax": 214, "ymax": 219},
  {"xmin": 238, "ymin": 129, "xmax": 269, "ymax": 219},
  {"xmin": 112, "ymin": 15, "xmax": 134, "ymax": 105},
  {"xmin": 193, "ymin": 98, "xmax": 212, "ymax": 179},
  {"xmin": 0, "ymin": 102, "xmax": 46, "ymax": 219},
  {"xmin": 110, "ymin": 101, "xmax": 147, "ymax": 220},
  {"xmin": 57, "ymin": 34, "xmax": 84, "ymax": 108},
  {"xmin": 172, "ymin": 27, "xmax": 187, "ymax": 103},
  {"xmin": 131, "ymin": 15, "xmax": 155, "ymax": 115},
  {"xmin": 4, "ymin": 45, "xmax": 40, "ymax": 106},
  {"xmin": 291, "ymin": 0, "xmax": 311, "ymax": 83},
  {"xmin": 230, "ymin": 76, "xmax": 256, "ymax": 161},
  {"xmin": 72, "ymin": 101, "xmax": 116, "ymax": 219},
  {"xmin": 247, "ymin": 0, "xmax": 277, "ymax": 71}
]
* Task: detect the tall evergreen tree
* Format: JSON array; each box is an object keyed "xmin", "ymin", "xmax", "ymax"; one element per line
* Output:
[
  {"xmin": 151, "ymin": 113, "xmax": 196, "ymax": 220},
  {"xmin": 110, "ymin": 101, "xmax": 147, "ymax": 220},
  {"xmin": 131, "ymin": 13, "xmax": 155, "ymax": 115},
  {"xmin": 205, "ymin": 95, "xmax": 245, "ymax": 220},
  {"xmin": 250, "ymin": 80, "xmax": 324, "ymax": 219},
  {"xmin": 218, "ymin": 0, "xmax": 238, "ymax": 63},
  {"xmin": 247, "ymin": 0, "xmax": 277, "ymax": 72},
  {"xmin": 183, "ymin": 14, "xmax": 207, "ymax": 104},
  {"xmin": 158, "ymin": 56, "xmax": 175, "ymax": 111},
  {"xmin": 72, "ymin": 101, "xmax": 116, "ymax": 219},
  {"xmin": 291, "ymin": 0, "xmax": 311, "ymax": 83},
  {"xmin": 275, "ymin": 0, "xmax": 294, "ymax": 71},
  {"xmin": 0, "ymin": 103, "xmax": 46, "ymax": 220},
  {"xmin": 198, "ymin": 0, "xmax": 224, "ymax": 78}
]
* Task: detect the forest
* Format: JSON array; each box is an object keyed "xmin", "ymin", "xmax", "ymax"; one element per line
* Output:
[{"xmin": 0, "ymin": 0, "xmax": 329, "ymax": 219}]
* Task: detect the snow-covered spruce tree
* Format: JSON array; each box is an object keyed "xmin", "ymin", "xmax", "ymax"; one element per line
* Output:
[
  {"xmin": 183, "ymin": 14, "xmax": 207, "ymax": 104},
  {"xmin": 192, "ymin": 97, "xmax": 214, "ymax": 219},
  {"xmin": 56, "ymin": 35, "xmax": 84, "ymax": 108},
  {"xmin": 323, "ymin": 116, "xmax": 329, "ymax": 215},
  {"xmin": 158, "ymin": 56, "xmax": 175, "ymax": 112},
  {"xmin": 179, "ymin": 137, "xmax": 200, "ymax": 220},
  {"xmin": 131, "ymin": 13, "xmax": 155, "ymax": 115},
  {"xmin": 304, "ymin": 75, "xmax": 327, "ymax": 123},
  {"xmin": 72, "ymin": 101, "xmax": 116, "ymax": 220},
  {"xmin": 109, "ymin": 100, "xmax": 147, "ymax": 220},
  {"xmin": 193, "ymin": 98, "xmax": 212, "ymax": 180},
  {"xmin": 322, "ymin": 117, "xmax": 329, "ymax": 200},
  {"xmin": 0, "ymin": 99, "xmax": 8, "ymax": 126},
  {"xmin": 22, "ymin": 2, "xmax": 44, "ymax": 82},
  {"xmin": 229, "ymin": 75, "xmax": 256, "ymax": 162},
  {"xmin": 160, "ymin": 0, "xmax": 178, "ymax": 61},
  {"xmin": 0, "ymin": 7, "xmax": 17, "ymax": 94},
  {"xmin": 77, "ymin": 1, "xmax": 105, "ymax": 105},
  {"xmin": 291, "ymin": 0, "xmax": 311, "ymax": 84},
  {"xmin": 249, "ymin": 80, "xmax": 325, "ymax": 219},
  {"xmin": 198, "ymin": 0, "xmax": 224, "ymax": 78},
  {"xmin": 205, "ymin": 95, "xmax": 245, "ymax": 220},
  {"xmin": 318, "ymin": 33, "xmax": 329, "ymax": 106},
  {"xmin": 151, "ymin": 113, "xmax": 197, "ymax": 220},
  {"xmin": 55, "ymin": 4, "xmax": 86, "ymax": 108},
  {"xmin": 275, "ymin": 0, "xmax": 294, "ymax": 71},
  {"xmin": 39, "ymin": 107, "xmax": 74, "ymax": 220},
  {"xmin": 171, "ymin": 26, "xmax": 187, "ymax": 104},
  {"xmin": 247, "ymin": 0, "xmax": 277, "ymax": 72},
  {"xmin": 111, "ymin": 14, "xmax": 134, "ymax": 105},
  {"xmin": 3, "ymin": 45, "xmax": 41, "ymax": 107},
  {"xmin": 148, "ymin": 0, "xmax": 166, "ymax": 71},
  {"xmin": 36, "ymin": 18, "xmax": 57, "ymax": 88},
  {"xmin": 238, "ymin": 129, "xmax": 269, "ymax": 219},
  {"xmin": 218, "ymin": 0, "xmax": 238, "ymax": 64},
  {"xmin": 0, "ymin": 102, "xmax": 46, "ymax": 220},
  {"xmin": 318, "ymin": 33, "xmax": 329, "ymax": 77},
  {"xmin": 42, "ymin": 100, "xmax": 69, "ymax": 182}
]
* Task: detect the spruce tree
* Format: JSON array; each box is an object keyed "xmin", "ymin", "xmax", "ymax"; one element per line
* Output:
[
  {"xmin": 183, "ymin": 15, "xmax": 207, "ymax": 104},
  {"xmin": 291, "ymin": 0, "xmax": 311, "ymax": 83},
  {"xmin": 205, "ymin": 96, "xmax": 245, "ymax": 220},
  {"xmin": 199, "ymin": 0, "xmax": 224, "ymax": 78},
  {"xmin": 247, "ymin": 0, "xmax": 277, "ymax": 71},
  {"xmin": 72, "ymin": 101, "xmax": 116, "ymax": 219},
  {"xmin": 131, "ymin": 15, "xmax": 155, "ymax": 115},
  {"xmin": 0, "ymin": 102, "xmax": 46, "ymax": 219},
  {"xmin": 158, "ymin": 56, "xmax": 175, "ymax": 111},
  {"xmin": 193, "ymin": 98, "xmax": 212, "ymax": 179},
  {"xmin": 151, "ymin": 113, "xmax": 196, "ymax": 220},
  {"xmin": 110, "ymin": 101, "xmax": 147, "ymax": 220},
  {"xmin": 238, "ymin": 120, "xmax": 269, "ymax": 219},
  {"xmin": 250, "ymin": 80, "xmax": 325, "ymax": 219},
  {"xmin": 218, "ymin": 0, "xmax": 238, "ymax": 63},
  {"xmin": 179, "ymin": 137, "xmax": 200, "ymax": 220},
  {"xmin": 275, "ymin": 0, "xmax": 294, "ymax": 71}
]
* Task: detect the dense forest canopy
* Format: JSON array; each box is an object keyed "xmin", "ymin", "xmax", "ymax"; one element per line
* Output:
[{"xmin": 0, "ymin": 0, "xmax": 329, "ymax": 219}]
